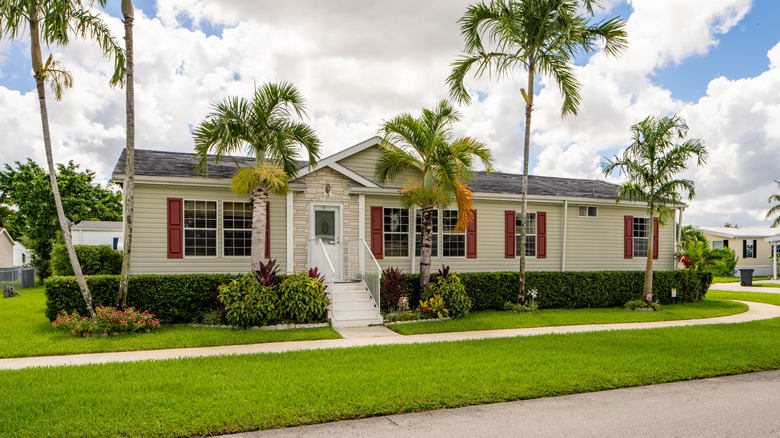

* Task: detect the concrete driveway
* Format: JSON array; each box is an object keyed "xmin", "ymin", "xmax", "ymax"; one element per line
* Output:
[{"xmin": 223, "ymin": 370, "xmax": 780, "ymax": 438}]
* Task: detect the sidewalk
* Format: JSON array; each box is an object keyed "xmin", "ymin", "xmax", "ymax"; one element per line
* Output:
[
  {"xmin": 709, "ymin": 281, "xmax": 780, "ymax": 294},
  {"xmin": 1, "ymin": 300, "xmax": 778, "ymax": 371}
]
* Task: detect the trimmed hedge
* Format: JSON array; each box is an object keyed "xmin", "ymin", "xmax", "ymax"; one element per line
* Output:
[
  {"xmin": 392, "ymin": 271, "xmax": 713, "ymax": 312},
  {"xmin": 51, "ymin": 244, "xmax": 123, "ymax": 276}
]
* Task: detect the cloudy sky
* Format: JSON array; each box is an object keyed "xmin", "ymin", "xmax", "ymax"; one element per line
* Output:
[{"xmin": 1, "ymin": 0, "xmax": 779, "ymax": 228}]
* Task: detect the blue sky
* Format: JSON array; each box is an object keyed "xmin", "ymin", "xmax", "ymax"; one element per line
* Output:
[{"xmin": 0, "ymin": 0, "xmax": 779, "ymax": 228}]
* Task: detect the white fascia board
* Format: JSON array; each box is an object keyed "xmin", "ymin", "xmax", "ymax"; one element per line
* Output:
[
  {"xmin": 293, "ymin": 136, "xmax": 381, "ymax": 180},
  {"xmin": 327, "ymin": 163, "xmax": 380, "ymax": 188},
  {"xmin": 765, "ymin": 234, "xmax": 780, "ymax": 243}
]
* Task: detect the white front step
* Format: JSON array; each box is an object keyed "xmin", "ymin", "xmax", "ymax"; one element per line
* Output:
[
  {"xmin": 328, "ymin": 281, "xmax": 382, "ymax": 328},
  {"xmin": 331, "ymin": 315, "xmax": 384, "ymax": 328}
]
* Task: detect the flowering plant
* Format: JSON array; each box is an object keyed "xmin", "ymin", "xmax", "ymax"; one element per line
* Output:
[{"xmin": 52, "ymin": 306, "xmax": 161, "ymax": 335}]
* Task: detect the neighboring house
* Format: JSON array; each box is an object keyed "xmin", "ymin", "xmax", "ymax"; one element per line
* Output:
[
  {"xmin": 111, "ymin": 137, "xmax": 682, "ymax": 277},
  {"xmin": 0, "ymin": 228, "xmax": 30, "ymax": 267},
  {"xmin": 766, "ymin": 234, "xmax": 780, "ymax": 280},
  {"xmin": 71, "ymin": 221, "xmax": 124, "ymax": 250},
  {"xmin": 695, "ymin": 226, "xmax": 780, "ymax": 277}
]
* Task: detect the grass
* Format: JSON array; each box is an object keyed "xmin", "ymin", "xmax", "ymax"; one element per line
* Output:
[
  {"xmin": 708, "ymin": 289, "xmax": 780, "ymax": 305},
  {"xmin": 0, "ymin": 286, "xmax": 340, "ymax": 358},
  {"xmin": 751, "ymin": 282, "xmax": 780, "ymax": 288},
  {"xmin": 388, "ymin": 299, "xmax": 746, "ymax": 335},
  {"xmin": 712, "ymin": 275, "xmax": 769, "ymax": 283},
  {"xmin": 1, "ymin": 304, "xmax": 779, "ymax": 437}
]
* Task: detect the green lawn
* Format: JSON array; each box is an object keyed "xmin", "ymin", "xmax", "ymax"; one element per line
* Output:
[
  {"xmin": 1, "ymin": 303, "xmax": 779, "ymax": 437},
  {"xmin": 712, "ymin": 275, "xmax": 769, "ymax": 283},
  {"xmin": 752, "ymin": 282, "xmax": 780, "ymax": 288},
  {"xmin": 708, "ymin": 289, "xmax": 780, "ymax": 305},
  {"xmin": 0, "ymin": 286, "xmax": 340, "ymax": 358},
  {"xmin": 388, "ymin": 299, "xmax": 747, "ymax": 335}
]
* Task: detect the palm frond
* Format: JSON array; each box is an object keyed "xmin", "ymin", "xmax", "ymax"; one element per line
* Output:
[{"xmin": 231, "ymin": 162, "xmax": 289, "ymax": 197}]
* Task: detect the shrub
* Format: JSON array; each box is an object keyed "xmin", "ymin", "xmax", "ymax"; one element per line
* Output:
[
  {"xmin": 381, "ymin": 267, "xmax": 407, "ymax": 311},
  {"xmin": 503, "ymin": 302, "xmax": 537, "ymax": 313},
  {"xmin": 418, "ymin": 294, "xmax": 448, "ymax": 319},
  {"xmin": 624, "ymin": 299, "xmax": 660, "ymax": 311},
  {"xmin": 708, "ymin": 248, "xmax": 738, "ymax": 277},
  {"xmin": 277, "ymin": 273, "xmax": 329, "ymax": 323},
  {"xmin": 253, "ymin": 259, "xmax": 280, "ymax": 289},
  {"xmin": 426, "ymin": 273, "xmax": 471, "ymax": 318},
  {"xmin": 393, "ymin": 270, "xmax": 712, "ymax": 312},
  {"xmin": 307, "ymin": 267, "xmax": 325, "ymax": 284},
  {"xmin": 218, "ymin": 273, "xmax": 279, "ymax": 328},
  {"xmin": 50, "ymin": 244, "xmax": 123, "ymax": 276},
  {"xmin": 52, "ymin": 306, "xmax": 160, "ymax": 335}
]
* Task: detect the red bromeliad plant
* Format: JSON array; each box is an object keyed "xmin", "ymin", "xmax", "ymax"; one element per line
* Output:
[
  {"xmin": 381, "ymin": 267, "xmax": 407, "ymax": 310},
  {"xmin": 253, "ymin": 259, "xmax": 280, "ymax": 289},
  {"xmin": 307, "ymin": 267, "xmax": 325, "ymax": 284}
]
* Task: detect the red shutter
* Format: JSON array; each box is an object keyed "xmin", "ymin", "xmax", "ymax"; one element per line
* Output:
[
  {"xmin": 167, "ymin": 198, "xmax": 183, "ymax": 258},
  {"xmin": 265, "ymin": 201, "xmax": 270, "ymax": 259},
  {"xmin": 505, "ymin": 210, "xmax": 516, "ymax": 258},
  {"xmin": 624, "ymin": 216, "xmax": 633, "ymax": 259},
  {"xmin": 652, "ymin": 217, "xmax": 659, "ymax": 260},
  {"xmin": 370, "ymin": 206, "xmax": 383, "ymax": 259},
  {"xmin": 466, "ymin": 210, "xmax": 477, "ymax": 258},
  {"xmin": 537, "ymin": 211, "xmax": 547, "ymax": 258}
]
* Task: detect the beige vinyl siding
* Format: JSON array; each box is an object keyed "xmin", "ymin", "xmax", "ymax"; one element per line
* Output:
[
  {"xmin": 0, "ymin": 233, "xmax": 13, "ymax": 268},
  {"xmin": 129, "ymin": 182, "xmax": 286, "ymax": 274},
  {"xmin": 337, "ymin": 145, "xmax": 422, "ymax": 187},
  {"xmin": 702, "ymin": 234, "xmax": 774, "ymax": 268},
  {"xmin": 564, "ymin": 203, "xmax": 674, "ymax": 271},
  {"xmin": 365, "ymin": 195, "xmax": 676, "ymax": 273}
]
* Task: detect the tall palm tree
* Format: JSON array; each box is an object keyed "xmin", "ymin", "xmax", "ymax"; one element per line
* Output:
[
  {"xmin": 117, "ymin": 0, "xmax": 134, "ymax": 309},
  {"xmin": 375, "ymin": 100, "xmax": 493, "ymax": 292},
  {"xmin": 447, "ymin": 0, "xmax": 627, "ymax": 302},
  {"xmin": 603, "ymin": 114, "xmax": 708, "ymax": 304},
  {"xmin": 767, "ymin": 180, "xmax": 780, "ymax": 227},
  {"xmin": 1, "ymin": 0, "xmax": 126, "ymax": 318},
  {"xmin": 193, "ymin": 82, "xmax": 321, "ymax": 267}
]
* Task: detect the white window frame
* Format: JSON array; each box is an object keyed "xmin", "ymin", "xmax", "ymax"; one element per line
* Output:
[
  {"xmin": 383, "ymin": 207, "xmax": 410, "ymax": 258},
  {"xmin": 222, "ymin": 200, "xmax": 252, "ymax": 258},
  {"xmin": 415, "ymin": 208, "xmax": 439, "ymax": 258},
  {"xmin": 712, "ymin": 240, "xmax": 724, "ymax": 250},
  {"xmin": 183, "ymin": 199, "xmax": 218, "ymax": 258},
  {"xmin": 578, "ymin": 205, "xmax": 598, "ymax": 218},
  {"xmin": 633, "ymin": 217, "xmax": 649, "ymax": 258},
  {"xmin": 515, "ymin": 212, "xmax": 537, "ymax": 258},
  {"xmin": 442, "ymin": 209, "xmax": 466, "ymax": 258}
]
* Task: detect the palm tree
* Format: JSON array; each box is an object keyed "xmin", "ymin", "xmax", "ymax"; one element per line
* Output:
[
  {"xmin": 766, "ymin": 180, "xmax": 780, "ymax": 227},
  {"xmin": 603, "ymin": 114, "xmax": 708, "ymax": 304},
  {"xmin": 193, "ymin": 82, "xmax": 321, "ymax": 267},
  {"xmin": 375, "ymin": 100, "xmax": 493, "ymax": 292},
  {"xmin": 117, "ymin": 0, "xmax": 134, "ymax": 309},
  {"xmin": 447, "ymin": 0, "xmax": 627, "ymax": 301},
  {"xmin": 1, "ymin": 0, "xmax": 126, "ymax": 318},
  {"xmin": 679, "ymin": 224, "xmax": 706, "ymax": 244}
]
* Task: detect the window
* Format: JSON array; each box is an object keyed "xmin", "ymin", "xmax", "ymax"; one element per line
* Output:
[
  {"xmin": 633, "ymin": 217, "xmax": 649, "ymax": 258},
  {"xmin": 515, "ymin": 212, "xmax": 537, "ymax": 257},
  {"xmin": 224, "ymin": 202, "xmax": 252, "ymax": 256},
  {"xmin": 745, "ymin": 240, "xmax": 754, "ymax": 258},
  {"xmin": 443, "ymin": 210, "xmax": 465, "ymax": 257},
  {"xmin": 578, "ymin": 206, "xmax": 598, "ymax": 217},
  {"xmin": 712, "ymin": 240, "xmax": 724, "ymax": 250},
  {"xmin": 415, "ymin": 209, "xmax": 438, "ymax": 257},
  {"xmin": 184, "ymin": 200, "xmax": 217, "ymax": 256},
  {"xmin": 383, "ymin": 208, "xmax": 409, "ymax": 257}
]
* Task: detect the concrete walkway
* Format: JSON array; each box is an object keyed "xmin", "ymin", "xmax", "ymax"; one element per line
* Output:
[
  {"xmin": 222, "ymin": 370, "xmax": 780, "ymax": 438},
  {"xmin": 710, "ymin": 281, "xmax": 780, "ymax": 293},
  {"xmin": 1, "ymin": 300, "xmax": 778, "ymax": 371}
]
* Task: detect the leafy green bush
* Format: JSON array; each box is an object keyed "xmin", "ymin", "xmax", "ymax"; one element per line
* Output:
[
  {"xmin": 277, "ymin": 273, "xmax": 329, "ymax": 323},
  {"xmin": 707, "ymin": 247, "xmax": 738, "ymax": 277},
  {"xmin": 218, "ymin": 273, "xmax": 279, "ymax": 328},
  {"xmin": 426, "ymin": 273, "xmax": 471, "ymax": 318},
  {"xmin": 418, "ymin": 294, "xmax": 448, "ymax": 319},
  {"xmin": 624, "ymin": 299, "xmax": 660, "ymax": 310},
  {"xmin": 45, "ymin": 274, "xmax": 240, "ymax": 323},
  {"xmin": 394, "ymin": 270, "xmax": 712, "ymax": 311},
  {"xmin": 50, "ymin": 244, "xmax": 122, "ymax": 276},
  {"xmin": 503, "ymin": 301, "xmax": 537, "ymax": 313}
]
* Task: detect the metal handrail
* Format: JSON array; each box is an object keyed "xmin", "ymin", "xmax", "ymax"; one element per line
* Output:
[{"xmin": 361, "ymin": 238, "xmax": 381, "ymax": 309}]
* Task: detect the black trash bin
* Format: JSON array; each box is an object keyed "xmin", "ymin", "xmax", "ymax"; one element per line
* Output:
[{"xmin": 739, "ymin": 268, "xmax": 754, "ymax": 286}]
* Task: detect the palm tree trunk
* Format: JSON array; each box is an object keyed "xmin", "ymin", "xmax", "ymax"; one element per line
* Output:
[
  {"xmin": 518, "ymin": 59, "xmax": 535, "ymax": 303},
  {"xmin": 251, "ymin": 186, "xmax": 269, "ymax": 268},
  {"xmin": 643, "ymin": 209, "xmax": 654, "ymax": 304},
  {"xmin": 118, "ymin": 2, "xmax": 135, "ymax": 309},
  {"xmin": 419, "ymin": 203, "xmax": 434, "ymax": 294},
  {"xmin": 30, "ymin": 17, "xmax": 95, "ymax": 318}
]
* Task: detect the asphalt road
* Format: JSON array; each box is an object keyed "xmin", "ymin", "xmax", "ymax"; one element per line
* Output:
[{"xmin": 222, "ymin": 370, "xmax": 780, "ymax": 438}]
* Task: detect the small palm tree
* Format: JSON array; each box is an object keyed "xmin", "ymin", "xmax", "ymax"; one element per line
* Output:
[
  {"xmin": 375, "ymin": 100, "xmax": 493, "ymax": 292},
  {"xmin": 193, "ymin": 82, "xmax": 321, "ymax": 267},
  {"xmin": 117, "ymin": 0, "xmax": 135, "ymax": 309},
  {"xmin": 767, "ymin": 180, "xmax": 780, "ymax": 227},
  {"xmin": 447, "ymin": 0, "xmax": 627, "ymax": 300},
  {"xmin": 603, "ymin": 114, "xmax": 708, "ymax": 304},
  {"xmin": 1, "ymin": 0, "xmax": 126, "ymax": 318}
]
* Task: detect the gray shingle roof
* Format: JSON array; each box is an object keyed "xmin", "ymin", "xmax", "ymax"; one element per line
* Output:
[
  {"xmin": 113, "ymin": 149, "xmax": 620, "ymax": 200},
  {"xmin": 112, "ymin": 149, "xmax": 307, "ymax": 180}
]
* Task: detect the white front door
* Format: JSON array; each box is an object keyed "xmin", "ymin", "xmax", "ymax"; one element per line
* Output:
[{"xmin": 311, "ymin": 204, "xmax": 342, "ymax": 280}]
